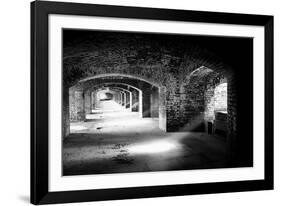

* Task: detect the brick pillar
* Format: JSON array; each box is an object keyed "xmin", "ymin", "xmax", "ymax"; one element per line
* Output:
[
  {"xmin": 150, "ymin": 86, "xmax": 159, "ymax": 118},
  {"xmin": 119, "ymin": 92, "xmax": 122, "ymax": 105},
  {"xmin": 129, "ymin": 91, "xmax": 133, "ymax": 111},
  {"xmin": 131, "ymin": 89, "xmax": 139, "ymax": 112},
  {"xmin": 121, "ymin": 92, "xmax": 125, "ymax": 107},
  {"xmin": 166, "ymin": 80, "xmax": 181, "ymax": 132},
  {"xmin": 138, "ymin": 90, "xmax": 143, "ymax": 117},
  {"xmin": 125, "ymin": 91, "xmax": 130, "ymax": 109},
  {"xmin": 91, "ymin": 91, "xmax": 95, "ymax": 110},
  {"xmin": 159, "ymin": 87, "xmax": 167, "ymax": 131},
  {"xmin": 179, "ymin": 80, "xmax": 205, "ymax": 132},
  {"xmin": 69, "ymin": 90, "xmax": 75, "ymax": 121},
  {"xmin": 112, "ymin": 91, "xmax": 118, "ymax": 103},
  {"xmin": 142, "ymin": 87, "xmax": 152, "ymax": 117},
  {"xmin": 70, "ymin": 90, "xmax": 86, "ymax": 121},
  {"xmin": 62, "ymin": 87, "xmax": 70, "ymax": 138},
  {"xmin": 117, "ymin": 92, "xmax": 122, "ymax": 105},
  {"xmin": 84, "ymin": 91, "xmax": 91, "ymax": 114}
]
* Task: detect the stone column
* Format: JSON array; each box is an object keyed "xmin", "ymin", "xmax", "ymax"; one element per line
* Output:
[
  {"xmin": 91, "ymin": 91, "xmax": 95, "ymax": 110},
  {"xmin": 62, "ymin": 87, "xmax": 70, "ymax": 138},
  {"xmin": 84, "ymin": 91, "xmax": 91, "ymax": 114},
  {"xmin": 159, "ymin": 87, "xmax": 167, "ymax": 131},
  {"xmin": 123, "ymin": 91, "xmax": 127, "ymax": 108},
  {"xmin": 142, "ymin": 87, "xmax": 152, "ymax": 118},
  {"xmin": 72, "ymin": 90, "xmax": 86, "ymax": 121},
  {"xmin": 129, "ymin": 91, "xmax": 133, "ymax": 111},
  {"xmin": 125, "ymin": 91, "xmax": 130, "ymax": 109},
  {"xmin": 150, "ymin": 86, "xmax": 159, "ymax": 118},
  {"xmin": 120, "ymin": 92, "xmax": 125, "ymax": 106},
  {"xmin": 166, "ymin": 86, "xmax": 181, "ymax": 132},
  {"xmin": 138, "ymin": 90, "xmax": 143, "ymax": 117},
  {"xmin": 131, "ymin": 89, "xmax": 139, "ymax": 112},
  {"xmin": 116, "ymin": 91, "xmax": 121, "ymax": 105}
]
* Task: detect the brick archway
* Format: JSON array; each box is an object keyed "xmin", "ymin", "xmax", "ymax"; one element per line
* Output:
[{"xmin": 64, "ymin": 74, "xmax": 167, "ymax": 137}]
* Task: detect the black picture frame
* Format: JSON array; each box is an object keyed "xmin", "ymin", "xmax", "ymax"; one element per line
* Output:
[{"xmin": 31, "ymin": 0, "xmax": 274, "ymax": 204}]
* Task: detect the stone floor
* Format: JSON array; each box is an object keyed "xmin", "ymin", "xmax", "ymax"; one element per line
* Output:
[{"xmin": 63, "ymin": 100, "xmax": 228, "ymax": 176}]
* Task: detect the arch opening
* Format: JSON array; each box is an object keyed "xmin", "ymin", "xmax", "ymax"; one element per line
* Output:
[
  {"xmin": 67, "ymin": 74, "xmax": 165, "ymax": 137},
  {"xmin": 179, "ymin": 65, "xmax": 229, "ymax": 137}
]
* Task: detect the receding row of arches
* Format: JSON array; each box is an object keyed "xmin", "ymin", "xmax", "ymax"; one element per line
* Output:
[
  {"xmin": 66, "ymin": 68, "xmax": 228, "ymax": 137},
  {"xmin": 68, "ymin": 74, "xmax": 164, "ymax": 132}
]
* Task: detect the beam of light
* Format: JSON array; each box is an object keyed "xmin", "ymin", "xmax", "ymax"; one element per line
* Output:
[
  {"xmin": 128, "ymin": 140, "xmax": 179, "ymax": 154},
  {"xmin": 165, "ymin": 114, "xmax": 207, "ymax": 140}
]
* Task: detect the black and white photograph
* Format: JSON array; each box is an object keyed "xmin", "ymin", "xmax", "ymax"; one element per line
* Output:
[
  {"xmin": 28, "ymin": 1, "xmax": 274, "ymax": 204},
  {"xmin": 62, "ymin": 29, "xmax": 253, "ymax": 176},
  {"xmin": 0, "ymin": 0, "xmax": 277, "ymax": 205}
]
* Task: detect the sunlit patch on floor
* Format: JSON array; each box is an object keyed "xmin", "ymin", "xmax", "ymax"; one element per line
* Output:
[
  {"xmin": 64, "ymin": 109, "xmax": 228, "ymax": 176},
  {"xmin": 70, "ymin": 125, "xmax": 88, "ymax": 131},
  {"xmin": 128, "ymin": 140, "xmax": 180, "ymax": 154}
]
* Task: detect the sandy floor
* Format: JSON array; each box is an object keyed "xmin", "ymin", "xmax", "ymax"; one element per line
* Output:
[{"xmin": 63, "ymin": 100, "xmax": 228, "ymax": 176}]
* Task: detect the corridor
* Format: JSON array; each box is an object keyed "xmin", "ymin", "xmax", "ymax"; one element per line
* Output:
[{"xmin": 63, "ymin": 100, "xmax": 228, "ymax": 175}]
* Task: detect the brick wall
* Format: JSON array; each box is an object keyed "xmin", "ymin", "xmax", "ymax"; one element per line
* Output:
[
  {"xmin": 84, "ymin": 90, "xmax": 91, "ymax": 114},
  {"xmin": 69, "ymin": 89, "xmax": 85, "ymax": 121},
  {"xmin": 131, "ymin": 89, "xmax": 139, "ymax": 112}
]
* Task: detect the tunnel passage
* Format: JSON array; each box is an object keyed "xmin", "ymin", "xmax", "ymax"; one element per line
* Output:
[
  {"xmin": 67, "ymin": 68, "xmax": 231, "ymax": 139},
  {"xmin": 89, "ymin": 83, "xmax": 142, "ymax": 113},
  {"xmin": 68, "ymin": 74, "xmax": 164, "ymax": 133},
  {"xmin": 62, "ymin": 33, "xmax": 236, "ymax": 138},
  {"xmin": 61, "ymin": 29, "xmax": 254, "ymax": 167}
]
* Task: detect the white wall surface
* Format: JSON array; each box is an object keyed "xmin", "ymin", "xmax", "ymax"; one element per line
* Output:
[{"xmin": 0, "ymin": 0, "xmax": 279, "ymax": 205}]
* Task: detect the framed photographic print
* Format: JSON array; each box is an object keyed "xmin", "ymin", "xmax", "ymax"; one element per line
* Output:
[{"xmin": 31, "ymin": 0, "xmax": 274, "ymax": 204}]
